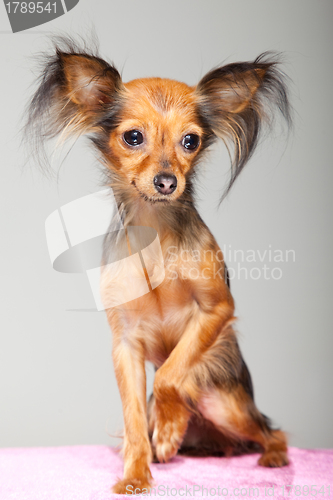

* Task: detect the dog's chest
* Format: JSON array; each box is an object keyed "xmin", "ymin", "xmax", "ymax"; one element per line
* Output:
[{"xmin": 121, "ymin": 272, "xmax": 197, "ymax": 366}]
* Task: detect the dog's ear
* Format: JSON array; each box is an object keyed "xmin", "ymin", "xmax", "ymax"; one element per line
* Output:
[
  {"xmin": 60, "ymin": 53, "xmax": 122, "ymax": 109},
  {"xmin": 196, "ymin": 53, "xmax": 291, "ymax": 198},
  {"xmin": 24, "ymin": 39, "xmax": 124, "ymax": 170}
]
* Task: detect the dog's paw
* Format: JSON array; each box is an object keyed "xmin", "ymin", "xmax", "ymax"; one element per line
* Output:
[
  {"xmin": 152, "ymin": 400, "xmax": 189, "ymax": 463},
  {"xmin": 152, "ymin": 419, "xmax": 182, "ymax": 463},
  {"xmin": 112, "ymin": 478, "xmax": 152, "ymax": 495},
  {"xmin": 258, "ymin": 450, "xmax": 289, "ymax": 467}
]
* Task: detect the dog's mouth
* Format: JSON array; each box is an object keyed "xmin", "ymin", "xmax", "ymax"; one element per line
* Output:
[{"xmin": 131, "ymin": 180, "xmax": 172, "ymax": 204}]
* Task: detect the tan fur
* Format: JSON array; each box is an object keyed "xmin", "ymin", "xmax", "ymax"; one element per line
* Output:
[
  {"xmin": 26, "ymin": 45, "xmax": 291, "ymax": 494},
  {"xmin": 102, "ymin": 76, "xmax": 288, "ymax": 492}
]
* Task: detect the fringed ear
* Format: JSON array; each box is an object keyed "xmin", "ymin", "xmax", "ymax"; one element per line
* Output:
[
  {"xmin": 196, "ymin": 53, "xmax": 291, "ymax": 199},
  {"xmin": 61, "ymin": 53, "xmax": 122, "ymax": 109},
  {"xmin": 24, "ymin": 37, "xmax": 124, "ymax": 171}
]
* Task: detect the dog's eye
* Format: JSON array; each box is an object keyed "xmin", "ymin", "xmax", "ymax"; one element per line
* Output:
[
  {"xmin": 123, "ymin": 130, "xmax": 144, "ymax": 146},
  {"xmin": 182, "ymin": 134, "xmax": 200, "ymax": 151}
]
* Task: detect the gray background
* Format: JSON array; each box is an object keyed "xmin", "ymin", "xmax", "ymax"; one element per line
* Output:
[{"xmin": 0, "ymin": 0, "xmax": 332, "ymax": 450}]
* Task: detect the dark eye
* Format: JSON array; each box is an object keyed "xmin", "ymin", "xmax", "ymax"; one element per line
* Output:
[
  {"xmin": 182, "ymin": 134, "xmax": 200, "ymax": 151},
  {"xmin": 123, "ymin": 130, "xmax": 144, "ymax": 146}
]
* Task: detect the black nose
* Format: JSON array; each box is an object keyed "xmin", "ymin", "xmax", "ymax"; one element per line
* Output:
[{"xmin": 153, "ymin": 173, "xmax": 177, "ymax": 195}]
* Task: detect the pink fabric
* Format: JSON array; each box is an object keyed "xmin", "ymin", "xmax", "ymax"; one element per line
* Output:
[{"xmin": 0, "ymin": 446, "xmax": 332, "ymax": 499}]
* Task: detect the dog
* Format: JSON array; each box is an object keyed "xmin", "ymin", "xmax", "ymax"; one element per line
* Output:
[{"xmin": 25, "ymin": 37, "xmax": 291, "ymax": 494}]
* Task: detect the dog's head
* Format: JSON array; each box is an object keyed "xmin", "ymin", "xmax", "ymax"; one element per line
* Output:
[
  {"xmin": 25, "ymin": 39, "xmax": 290, "ymax": 203},
  {"xmin": 107, "ymin": 76, "xmax": 203, "ymax": 203}
]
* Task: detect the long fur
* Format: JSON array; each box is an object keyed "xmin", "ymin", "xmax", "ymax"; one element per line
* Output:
[
  {"xmin": 24, "ymin": 36, "xmax": 124, "ymax": 174},
  {"xmin": 25, "ymin": 37, "xmax": 291, "ymax": 494},
  {"xmin": 196, "ymin": 52, "xmax": 291, "ymax": 199}
]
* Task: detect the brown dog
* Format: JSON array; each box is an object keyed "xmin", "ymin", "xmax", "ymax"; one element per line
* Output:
[{"xmin": 25, "ymin": 38, "xmax": 291, "ymax": 494}]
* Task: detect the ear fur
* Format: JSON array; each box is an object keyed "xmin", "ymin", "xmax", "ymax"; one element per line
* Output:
[
  {"xmin": 62, "ymin": 53, "xmax": 122, "ymax": 109},
  {"xmin": 196, "ymin": 53, "xmax": 291, "ymax": 199},
  {"xmin": 24, "ymin": 37, "xmax": 124, "ymax": 171}
]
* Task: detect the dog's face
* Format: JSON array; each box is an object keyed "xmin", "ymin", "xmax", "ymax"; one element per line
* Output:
[
  {"xmin": 27, "ymin": 47, "xmax": 290, "ymax": 203},
  {"xmin": 109, "ymin": 78, "xmax": 203, "ymax": 202}
]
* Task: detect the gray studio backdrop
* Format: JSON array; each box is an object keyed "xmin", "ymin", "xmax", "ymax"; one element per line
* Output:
[{"xmin": 1, "ymin": 0, "xmax": 332, "ymax": 449}]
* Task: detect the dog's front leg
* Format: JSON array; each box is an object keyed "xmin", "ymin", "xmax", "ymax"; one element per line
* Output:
[
  {"xmin": 110, "ymin": 316, "xmax": 152, "ymax": 494},
  {"xmin": 153, "ymin": 300, "xmax": 234, "ymax": 463}
]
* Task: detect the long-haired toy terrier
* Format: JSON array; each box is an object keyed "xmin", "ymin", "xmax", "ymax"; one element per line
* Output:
[{"xmin": 25, "ymin": 37, "xmax": 291, "ymax": 494}]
